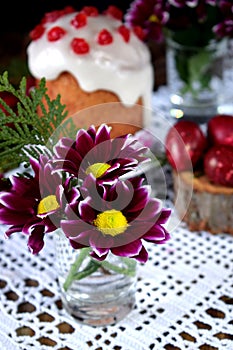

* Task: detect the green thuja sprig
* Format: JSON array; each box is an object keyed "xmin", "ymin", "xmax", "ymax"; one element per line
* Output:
[{"xmin": 0, "ymin": 71, "xmax": 75, "ymax": 172}]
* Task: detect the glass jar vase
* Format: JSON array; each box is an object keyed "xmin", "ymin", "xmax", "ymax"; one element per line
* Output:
[
  {"xmin": 55, "ymin": 229, "xmax": 137, "ymax": 326},
  {"xmin": 166, "ymin": 37, "xmax": 228, "ymax": 122}
]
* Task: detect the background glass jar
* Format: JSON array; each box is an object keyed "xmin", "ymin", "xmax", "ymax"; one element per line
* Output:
[{"xmin": 166, "ymin": 37, "xmax": 228, "ymax": 122}]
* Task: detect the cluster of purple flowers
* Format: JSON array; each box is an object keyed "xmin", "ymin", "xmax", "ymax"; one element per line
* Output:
[
  {"xmin": 125, "ymin": 0, "xmax": 233, "ymax": 45},
  {"xmin": 0, "ymin": 124, "xmax": 171, "ymax": 263}
]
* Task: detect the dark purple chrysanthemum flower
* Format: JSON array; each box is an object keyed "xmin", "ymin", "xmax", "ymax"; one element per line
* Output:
[
  {"xmin": 61, "ymin": 174, "xmax": 171, "ymax": 263},
  {"xmin": 125, "ymin": 0, "xmax": 169, "ymax": 42},
  {"xmin": 52, "ymin": 124, "xmax": 149, "ymax": 184},
  {"xmin": 125, "ymin": 0, "xmax": 156, "ymax": 28},
  {"xmin": 0, "ymin": 155, "xmax": 71, "ymax": 254},
  {"xmin": 214, "ymin": 19, "xmax": 233, "ymax": 38},
  {"xmin": 125, "ymin": 0, "xmax": 231, "ymax": 43},
  {"xmin": 169, "ymin": 0, "xmax": 198, "ymax": 8},
  {"xmin": 213, "ymin": 0, "xmax": 233, "ymax": 38}
]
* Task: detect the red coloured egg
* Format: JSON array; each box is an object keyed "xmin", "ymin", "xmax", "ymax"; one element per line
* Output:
[
  {"xmin": 207, "ymin": 114, "xmax": 233, "ymax": 147},
  {"xmin": 204, "ymin": 144, "xmax": 233, "ymax": 187},
  {"xmin": 165, "ymin": 120, "xmax": 207, "ymax": 171}
]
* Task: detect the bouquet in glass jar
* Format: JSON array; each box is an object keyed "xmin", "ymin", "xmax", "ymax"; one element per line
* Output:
[
  {"xmin": 126, "ymin": 0, "xmax": 233, "ymax": 97},
  {"xmin": 0, "ymin": 73, "xmax": 171, "ymax": 298}
]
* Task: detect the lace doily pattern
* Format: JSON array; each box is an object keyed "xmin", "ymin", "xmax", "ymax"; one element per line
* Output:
[
  {"xmin": 0, "ymin": 222, "xmax": 233, "ymax": 350},
  {"xmin": 1, "ymin": 90, "xmax": 233, "ymax": 350}
]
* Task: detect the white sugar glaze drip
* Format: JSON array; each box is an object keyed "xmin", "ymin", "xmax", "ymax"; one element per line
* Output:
[{"xmin": 27, "ymin": 12, "xmax": 154, "ymax": 109}]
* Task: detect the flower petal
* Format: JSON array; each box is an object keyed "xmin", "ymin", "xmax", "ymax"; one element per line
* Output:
[
  {"xmin": 91, "ymin": 246, "xmax": 110, "ymax": 258},
  {"xmin": 0, "ymin": 208, "xmax": 32, "ymax": 226},
  {"xmin": 69, "ymin": 239, "xmax": 87, "ymax": 250},
  {"xmin": 156, "ymin": 208, "xmax": 172, "ymax": 224},
  {"xmin": 135, "ymin": 198, "xmax": 162, "ymax": 221},
  {"xmin": 79, "ymin": 199, "xmax": 96, "ymax": 222},
  {"xmin": 5, "ymin": 225, "xmax": 24, "ymax": 237},
  {"xmin": 133, "ymin": 244, "xmax": 148, "ymax": 263},
  {"xmin": 95, "ymin": 124, "xmax": 111, "ymax": 144},
  {"xmin": 69, "ymin": 230, "xmax": 94, "ymax": 246},
  {"xmin": 75, "ymin": 128, "xmax": 94, "ymax": 157},
  {"xmin": 27, "ymin": 226, "xmax": 45, "ymax": 254},
  {"xmin": 89, "ymin": 232, "xmax": 114, "ymax": 249},
  {"xmin": 111, "ymin": 239, "xmax": 142, "ymax": 257},
  {"xmin": 142, "ymin": 224, "xmax": 167, "ymax": 241},
  {"xmin": 124, "ymin": 186, "xmax": 149, "ymax": 213},
  {"xmin": 0, "ymin": 192, "xmax": 35, "ymax": 212},
  {"xmin": 90, "ymin": 250, "xmax": 108, "ymax": 261},
  {"xmin": 61, "ymin": 219, "xmax": 92, "ymax": 238}
]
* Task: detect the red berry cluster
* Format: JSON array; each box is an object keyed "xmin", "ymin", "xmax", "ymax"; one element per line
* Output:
[
  {"xmin": 29, "ymin": 5, "xmax": 144, "ymax": 54},
  {"xmin": 29, "ymin": 6, "xmax": 75, "ymax": 40},
  {"xmin": 165, "ymin": 115, "xmax": 233, "ymax": 187}
]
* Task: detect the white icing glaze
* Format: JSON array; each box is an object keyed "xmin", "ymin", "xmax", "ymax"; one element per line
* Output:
[{"xmin": 27, "ymin": 10, "xmax": 154, "ymax": 112}]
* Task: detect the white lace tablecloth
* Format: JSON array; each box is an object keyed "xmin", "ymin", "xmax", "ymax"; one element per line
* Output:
[{"xmin": 0, "ymin": 89, "xmax": 233, "ymax": 350}]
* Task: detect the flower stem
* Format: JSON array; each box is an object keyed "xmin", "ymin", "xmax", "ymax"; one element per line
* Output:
[
  {"xmin": 63, "ymin": 250, "xmax": 136, "ymax": 292},
  {"xmin": 100, "ymin": 257, "xmax": 136, "ymax": 277},
  {"xmin": 63, "ymin": 247, "xmax": 91, "ymax": 291},
  {"xmin": 73, "ymin": 260, "xmax": 100, "ymax": 281}
]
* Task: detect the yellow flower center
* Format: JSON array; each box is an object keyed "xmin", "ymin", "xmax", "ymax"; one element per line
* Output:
[
  {"xmin": 37, "ymin": 195, "xmax": 60, "ymax": 215},
  {"xmin": 93, "ymin": 209, "xmax": 128, "ymax": 236},
  {"xmin": 86, "ymin": 162, "xmax": 111, "ymax": 178},
  {"xmin": 149, "ymin": 14, "xmax": 159, "ymax": 23}
]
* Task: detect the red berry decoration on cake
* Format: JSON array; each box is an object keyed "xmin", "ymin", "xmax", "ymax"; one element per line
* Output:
[
  {"xmin": 165, "ymin": 115, "xmax": 233, "ymax": 234},
  {"xmin": 118, "ymin": 25, "xmax": 130, "ymax": 43},
  {"xmin": 47, "ymin": 26, "xmax": 67, "ymax": 42},
  {"xmin": 133, "ymin": 26, "xmax": 145, "ymax": 40},
  {"xmin": 104, "ymin": 5, "xmax": 123, "ymax": 20},
  {"xmin": 97, "ymin": 29, "xmax": 113, "ymax": 45},
  {"xmin": 70, "ymin": 13, "xmax": 87, "ymax": 29},
  {"xmin": 71, "ymin": 38, "xmax": 90, "ymax": 54},
  {"xmin": 41, "ymin": 6, "xmax": 75, "ymax": 24},
  {"xmin": 29, "ymin": 25, "xmax": 45, "ymax": 40},
  {"xmin": 81, "ymin": 6, "xmax": 99, "ymax": 17}
]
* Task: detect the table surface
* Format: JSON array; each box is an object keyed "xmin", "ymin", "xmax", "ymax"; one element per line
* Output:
[{"xmin": 0, "ymin": 88, "xmax": 233, "ymax": 350}]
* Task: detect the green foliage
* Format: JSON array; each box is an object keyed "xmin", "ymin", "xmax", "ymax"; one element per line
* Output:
[
  {"xmin": 170, "ymin": 42, "xmax": 217, "ymax": 98},
  {"xmin": 174, "ymin": 44, "xmax": 217, "ymax": 97},
  {"xmin": 0, "ymin": 71, "xmax": 75, "ymax": 172},
  {"xmin": 0, "ymin": 57, "xmax": 30, "ymax": 85},
  {"xmin": 188, "ymin": 50, "xmax": 212, "ymax": 90}
]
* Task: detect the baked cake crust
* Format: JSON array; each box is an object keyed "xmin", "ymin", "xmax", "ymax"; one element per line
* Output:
[{"xmin": 36, "ymin": 72, "xmax": 143, "ymax": 138}]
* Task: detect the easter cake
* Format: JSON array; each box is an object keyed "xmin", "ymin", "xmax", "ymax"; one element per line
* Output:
[{"xmin": 26, "ymin": 5, "xmax": 154, "ymax": 137}]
